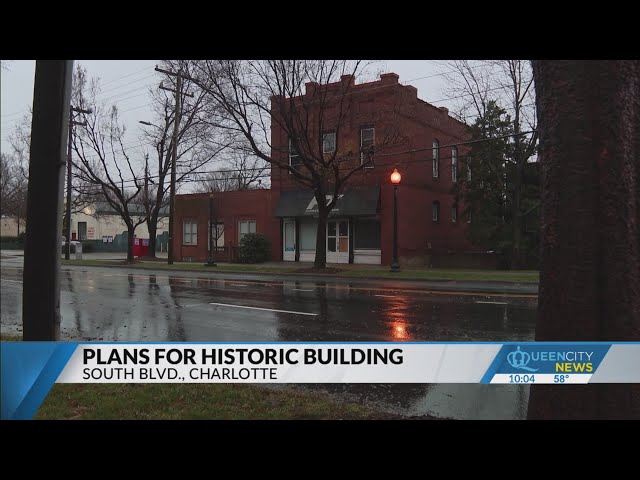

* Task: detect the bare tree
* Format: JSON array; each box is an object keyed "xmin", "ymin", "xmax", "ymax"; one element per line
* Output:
[
  {"xmin": 196, "ymin": 150, "xmax": 269, "ymax": 193},
  {"xmin": 139, "ymin": 60, "xmax": 231, "ymax": 257},
  {"xmin": 189, "ymin": 60, "xmax": 402, "ymax": 268},
  {"xmin": 70, "ymin": 65, "xmax": 146, "ymax": 263},
  {"xmin": 7, "ymin": 105, "xmax": 98, "ymax": 237},
  {"xmin": 5, "ymin": 114, "xmax": 36, "ymax": 234},
  {"xmin": 0, "ymin": 152, "xmax": 28, "ymax": 234},
  {"xmin": 444, "ymin": 60, "xmax": 539, "ymax": 268}
]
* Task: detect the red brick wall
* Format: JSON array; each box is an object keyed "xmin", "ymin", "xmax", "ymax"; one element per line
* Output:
[
  {"xmin": 173, "ymin": 189, "xmax": 280, "ymax": 262},
  {"xmin": 270, "ymin": 72, "xmax": 474, "ymax": 259},
  {"xmin": 379, "ymin": 184, "xmax": 473, "ymax": 265}
]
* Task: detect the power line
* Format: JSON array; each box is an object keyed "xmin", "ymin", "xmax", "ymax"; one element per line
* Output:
[
  {"xmin": 73, "ymin": 129, "xmax": 535, "ymax": 186},
  {"xmin": 96, "ymin": 72, "xmax": 156, "ymax": 97},
  {"xmin": 100, "ymin": 65, "xmax": 154, "ymax": 87},
  {"xmin": 1, "ymin": 65, "xmax": 155, "ymax": 120}
]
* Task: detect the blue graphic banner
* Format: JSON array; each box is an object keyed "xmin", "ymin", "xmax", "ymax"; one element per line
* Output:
[
  {"xmin": 1, "ymin": 342, "xmax": 77, "ymax": 420},
  {"xmin": 2, "ymin": 342, "xmax": 639, "ymax": 420}
]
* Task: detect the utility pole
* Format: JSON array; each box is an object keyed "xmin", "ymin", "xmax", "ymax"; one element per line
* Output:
[
  {"xmin": 23, "ymin": 60, "xmax": 74, "ymax": 341},
  {"xmin": 155, "ymin": 65, "xmax": 194, "ymax": 264},
  {"xmin": 65, "ymin": 106, "xmax": 91, "ymax": 260}
]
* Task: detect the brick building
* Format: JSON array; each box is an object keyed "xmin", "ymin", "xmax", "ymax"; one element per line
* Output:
[{"xmin": 174, "ymin": 72, "xmax": 473, "ymax": 265}]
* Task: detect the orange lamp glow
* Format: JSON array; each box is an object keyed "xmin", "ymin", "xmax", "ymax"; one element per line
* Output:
[{"xmin": 390, "ymin": 168, "xmax": 401, "ymax": 184}]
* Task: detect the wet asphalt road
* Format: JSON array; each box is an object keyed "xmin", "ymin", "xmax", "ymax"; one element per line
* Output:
[{"xmin": 1, "ymin": 255, "xmax": 538, "ymax": 419}]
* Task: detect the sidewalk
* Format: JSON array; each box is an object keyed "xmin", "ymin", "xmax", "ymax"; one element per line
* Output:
[
  {"xmin": 3, "ymin": 247, "xmax": 539, "ymax": 285},
  {"xmin": 58, "ymin": 257, "xmax": 539, "ymax": 285}
]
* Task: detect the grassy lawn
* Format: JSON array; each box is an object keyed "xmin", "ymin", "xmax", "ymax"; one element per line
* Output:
[
  {"xmin": 0, "ymin": 334, "xmax": 22, "ymax": 341},
  {"xmin": 62, "ymin": 258, "xmax": 538, "ymax": 283},
  {"xmin": 342, "ymin": 268, "xmax": 539, "ymax": 283},
  {"xmin": 35, "ymin": 383, "xmax": 386, "ymax": 420},
  {"xmin": 62, "ymin": 259, "xmax": 299, "ymax": 273}
]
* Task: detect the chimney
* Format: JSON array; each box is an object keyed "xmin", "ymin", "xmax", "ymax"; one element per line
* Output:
[
  {"xmin": 405, "ymin": 85, "xmax": 418, "ymax": 99},
  {"xmin": 305, "ymin": 81, "xmax": 319, "ymax": 96},
  {"xmin": 380, "ymin": 72, "xmax": 400, "ymax": 85},
  {"xmin": 270, "ymin": 94, "xmax": 284, "ymax": 111},
  {"xmin": 439, "ymin": 106, "xmax": 449, "ymax": 115},
  {"xmin": 341, "ymin": 74, "xmax": 355, "ymax": 86}
]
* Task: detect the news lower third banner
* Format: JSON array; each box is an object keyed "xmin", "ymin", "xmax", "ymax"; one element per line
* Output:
[{"xmin": 2, "ymin": 342, "xmax": 640, "ymax": 419}]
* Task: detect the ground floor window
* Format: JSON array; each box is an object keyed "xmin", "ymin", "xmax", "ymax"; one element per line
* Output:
[
  {"xmin": 207, "ymin": 222, "xmax": 225, "ymax": 250},
  {"xmin": 299, "ymin": 218, "xmax": 317, "ymax": 251},
  {"xmin": 183, "ymin": 220, "xmax": 197, "ymax": 245},
  {"xmin": 238, "ymin": 219, "xmax": 256, "ymax": 242},
  {"xmin": 354, "ymin": 218, "xmax": 380, "ymax": 249}
]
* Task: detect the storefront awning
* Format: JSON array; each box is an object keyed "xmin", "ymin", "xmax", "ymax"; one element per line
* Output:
[{"xmin": 275, "ymin": 186, "xmax": 380, "ymax": 218}]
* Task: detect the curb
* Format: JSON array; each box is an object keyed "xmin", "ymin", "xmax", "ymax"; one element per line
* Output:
[{"xmin": 59, "ymin": 260, "xmax": 539, "ymax": 293}]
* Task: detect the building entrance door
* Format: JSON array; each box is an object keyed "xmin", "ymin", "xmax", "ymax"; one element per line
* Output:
[
  {"xmin": 78, "ymin": 222, "xmax": 87, "ymax": 241},
  {"xmin": 283, "ymin": 220, "xmax": 296, "ymax": 261},
  {"xmin": 327, "ymin": 219, "xmax": 349, "ymax": 263}
]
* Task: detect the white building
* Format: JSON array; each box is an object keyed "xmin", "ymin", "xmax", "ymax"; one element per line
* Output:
[
  {"xmin": 1, "ymin": 216, "xmax": 21, "ymax": 237},
  {"xmin": 69, "ymin": 203, "xmax": 168, "ymax": 242}
]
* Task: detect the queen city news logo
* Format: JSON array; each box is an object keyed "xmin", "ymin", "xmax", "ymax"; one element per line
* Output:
[{"xmin": 506, "ymin": 345, "xmax": 595, "ymax": 373}]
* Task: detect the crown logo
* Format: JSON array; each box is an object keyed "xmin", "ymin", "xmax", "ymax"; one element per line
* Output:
[{"xmin": 507, "ymin": 346, "xmax": 538, "ymax": 372}]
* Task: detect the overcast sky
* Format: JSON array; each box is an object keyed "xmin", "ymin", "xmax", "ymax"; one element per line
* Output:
[{"xmin": 1, "ymin": 60, "xmax": 458, "ymax": 157}]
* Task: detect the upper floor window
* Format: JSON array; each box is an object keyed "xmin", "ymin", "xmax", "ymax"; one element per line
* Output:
[
  {"xmin": 323, "ymin": 131, "xmax": 336, "ymax": 154},
  {"xmin": 467, "ymin": 158, "xmax": 472, "ymax": 181},
  {"xmin": 360, "ymin": 127, "xmax": 375, "ymax": 166},
  {"xmin": 289, "ymin": 137, "xmax": 302, "ymax": 174},
  {"xmin": 432, "ymin": 201, "xmax": 440, "ymax": 222},
  {"xmin": 432, "ymin": 140, "xmax": 439, "ymax": 178},
  {"xmin": 451, "ymin": 205, "xmax": 458, "ymax": 223},
  {"xmin": 451, "ymin": 146, "xmax": 458, "ymax": 183}
]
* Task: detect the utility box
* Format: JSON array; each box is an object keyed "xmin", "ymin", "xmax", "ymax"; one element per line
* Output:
[
  {"xmin": 133, "ymin": 238, "xmax": 150, "ymax": 258},
  {"xmin": 75, "ymin": 242, "xmax": 83, "ymax": 260}
]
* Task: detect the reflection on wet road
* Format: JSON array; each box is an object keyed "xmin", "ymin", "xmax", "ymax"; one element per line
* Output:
[{"xmin": 1, "ymin": 264, "xmax": 537, "ymax": 419}]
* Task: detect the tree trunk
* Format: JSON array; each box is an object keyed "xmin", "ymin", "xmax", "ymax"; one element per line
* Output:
[
  {"xmin": 511, "ymin": 191, "xmax": 522, "ymax": 270},
  {"xmin": 314, "ymin": 202, "xmax": 328, "ymax": 269},
  {"xmin": 126, "ymin": 223, "xmax": 135, "ymax": 263},
  {"xmin": 147, "ymin": 213, "xmax": 158, "ymax": 258},
  {"xmin": 528, "ymin": 60, "xmax": 640, "ymax": 420}
]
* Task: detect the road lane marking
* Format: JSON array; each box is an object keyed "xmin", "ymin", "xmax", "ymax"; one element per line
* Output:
[
  {"xmin": 374, "ymin": 294, "xmax": 395, "ymax": 298},
  {"xmin": 0, "ymin": 279, "xmax": 23, "ymax": 284},
  {"xmin": 292, "ymin": 288, "xmax": 314, "ymax": 292},
  {"xmin": 230, "ymin": 283, "xmax": 248, "ymax": 287},
  {"xmin": 209, "ymin": 302, "xmax": 317, "ymax": 316},
  {"xmin": 475, "ymin": 301, "xmax": 508, "ymax": 305}
]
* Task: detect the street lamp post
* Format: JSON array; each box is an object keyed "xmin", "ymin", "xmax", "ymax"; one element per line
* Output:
[
  {"xmin": 206, "ymin": 193, "xmax": 217, "ymax": 267},
  {"xmin": 390, "ymin": 168, "xmax": 401, "ymax": 272}
]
